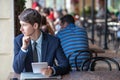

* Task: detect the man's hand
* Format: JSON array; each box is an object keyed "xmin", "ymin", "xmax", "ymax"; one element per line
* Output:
[
  {"xmin": 40, "ymin": 66, "xmax": 53, "ymax": 77},
  {"xmin": 21, "ymin": 36, "xmax": 31, "ymax": 50}
]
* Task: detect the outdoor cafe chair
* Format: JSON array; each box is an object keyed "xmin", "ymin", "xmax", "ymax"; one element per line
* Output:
[
  {"xmin": 68, "ymin": 49, "xmax": 97, "ymax": 71},
  {"xmin": 80, "ymin": 56, "xmax": 120, "ymax": 71}
]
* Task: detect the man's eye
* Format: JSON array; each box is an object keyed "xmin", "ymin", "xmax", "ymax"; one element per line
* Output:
[{"xmin": 22, "ymin": 24, "xmax": 26, "ymax": 26}]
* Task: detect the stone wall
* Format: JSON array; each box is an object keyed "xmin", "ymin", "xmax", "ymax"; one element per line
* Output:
[{"xmin": 0, "ymin": 0, "xmax": 14, "ymax": 79}]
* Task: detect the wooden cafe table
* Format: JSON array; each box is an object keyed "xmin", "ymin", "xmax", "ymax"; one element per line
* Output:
[
  {"xmin": 8, "ymin": 71, "xmax": 120, "ymax": 80},
  {"xmin": 62, "ymin": 71, "xmax": 120, "ymax": 80},
  {"xmin": 89, "ymin": 43, "xmax": 105, "ymax": 57}
]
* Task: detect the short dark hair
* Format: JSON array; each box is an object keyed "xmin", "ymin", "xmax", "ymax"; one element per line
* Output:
[
  {"xmin": 18, "ymin": 8, "xmax": 42, "ymax": 27},
  {"xmin": 43, "ymin": 8, "xmax": 50, "ymax": 16},
  {"xmin": 60, "ymin": 14, "xmax": 75, "ymax": 24},
  {"xmin": 41, "ymin": 16, "xmax": 47, "ymax": 25}
]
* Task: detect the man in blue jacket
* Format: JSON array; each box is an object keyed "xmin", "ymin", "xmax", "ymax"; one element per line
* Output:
[{"xmin": 13, "ymin": 8, "xmax": 70, "ymax": 76}]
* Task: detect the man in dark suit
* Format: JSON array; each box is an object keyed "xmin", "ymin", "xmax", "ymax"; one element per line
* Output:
[{"xmin": 13, "ymin": 8, "xmax": 70, "ymax": 76}]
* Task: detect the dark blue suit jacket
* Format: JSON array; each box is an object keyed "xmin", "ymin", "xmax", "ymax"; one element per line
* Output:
[{"xmin": 13, "ymin": 32, "xmax": 70, "ymax": 75}]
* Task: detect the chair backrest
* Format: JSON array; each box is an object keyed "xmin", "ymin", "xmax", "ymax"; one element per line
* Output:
[
  {"xmin": 81, "ymin": 57, "xmax": 120, "ymax": 71},
  {"xmin": 68, "ymin": 50, "xmax": 93, "ymax": 71}
]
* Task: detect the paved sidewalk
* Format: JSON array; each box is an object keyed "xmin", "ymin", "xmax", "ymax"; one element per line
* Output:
[{"xmin": 88, "ymin": 31, "xmax": 120, "ymax": 70}]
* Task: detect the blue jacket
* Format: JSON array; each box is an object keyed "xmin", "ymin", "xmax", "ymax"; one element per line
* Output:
[{"xmin": 13, "ymin": 32, "xmax": 70, "ymax": 75}]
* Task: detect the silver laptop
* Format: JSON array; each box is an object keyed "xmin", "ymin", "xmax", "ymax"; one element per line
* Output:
[{"xmin": 20, "ymin": 72, "xmax": 61, "ymax": 80}]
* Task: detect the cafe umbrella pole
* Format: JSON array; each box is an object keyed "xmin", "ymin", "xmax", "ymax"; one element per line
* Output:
[
  {"xmin": 82, "ymin": 0, "xmax": 85, "ymax": 28},
  {"xmin": 91, "ymin": 0, "xmax": 95, "ymax": 44},
  {"xmin": 103, "ymin": 0, "xmax": 108, "ymax": 49}
]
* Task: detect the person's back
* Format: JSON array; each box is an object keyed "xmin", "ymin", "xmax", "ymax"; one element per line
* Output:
[
  {"xmin": 56, "ymin": 15, "xmax": 90, "ymax": 70},
  {"xmin": 96, "ymin": 0, "xmax": 110, "ymax": 18}
]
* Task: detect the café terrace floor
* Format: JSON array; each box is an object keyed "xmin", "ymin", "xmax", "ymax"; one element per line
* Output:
[
  {"xmin": 90, "ymin": 50, "xmax": 120, "ymax": 71},
  {"xmin": 88, "ymin": 30, "xmax": 120, "ymax": 70}
]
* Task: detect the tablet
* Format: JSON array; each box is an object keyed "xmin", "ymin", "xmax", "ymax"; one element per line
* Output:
[{"xmin": 31, "ymin": 62, "xmax": 48, "ymax": 73}]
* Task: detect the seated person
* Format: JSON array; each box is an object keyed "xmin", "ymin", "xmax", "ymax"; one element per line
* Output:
[
  {"xmin": 40, "ymin": 15, "xmax": 54, "ymax": 35},
  {"xmin": 42, "ymin": 8, "xmax": 55, "ymax": 32},
  {"xmin": 96, "ymin": 0, "xmax": 110, "ymax": 18},
  {"xmin": 13, "ymin": 8, "xmax": 70, "ymax": 76},
  {"xmin": 56, "ymin": 14, "xmax": 91, "ymax": 70}
]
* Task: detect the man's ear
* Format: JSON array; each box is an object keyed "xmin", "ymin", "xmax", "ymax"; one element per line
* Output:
[
  {"xmin": 63, "ymin": 22, "xmax": 68, "ymax": 28},
  {"xmin": 33, "ymin": 23, "xmax": 39, "ymax": 29}
]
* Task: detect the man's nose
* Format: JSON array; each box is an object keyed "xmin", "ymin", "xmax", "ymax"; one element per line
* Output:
[{"xmin": 20, "ymin": 26, "xmax": 23, "ymax": 31}]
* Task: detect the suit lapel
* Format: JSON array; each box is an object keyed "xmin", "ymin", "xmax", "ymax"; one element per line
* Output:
[{"xmin": 41, "ymin": 33, "xmax": 48, "ymax": 62}]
